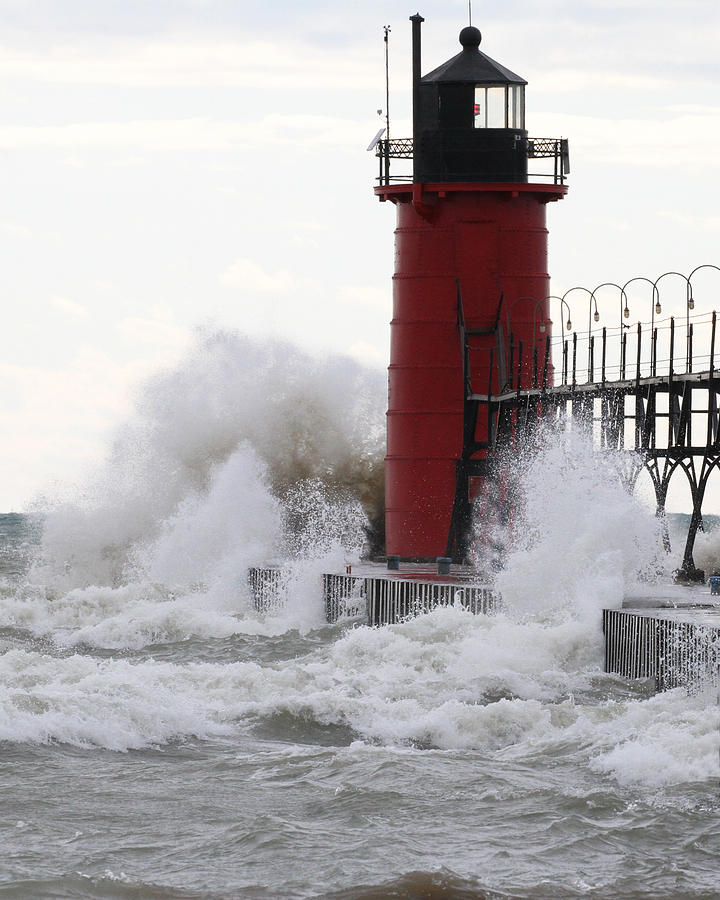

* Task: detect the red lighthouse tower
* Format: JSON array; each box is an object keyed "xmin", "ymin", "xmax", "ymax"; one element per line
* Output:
[{"xmin": 375, "ymin": 16, "xmax": 568, "ymax": 561}]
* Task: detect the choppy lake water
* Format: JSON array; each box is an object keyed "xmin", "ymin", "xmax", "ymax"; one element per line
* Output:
[
  {"xmin": 0, "ymin": 509, "xmax": 719, "ymax": 900},
  {"xmin": 3, "ymin": 334, "xmax": 720, "ymax": 897}
]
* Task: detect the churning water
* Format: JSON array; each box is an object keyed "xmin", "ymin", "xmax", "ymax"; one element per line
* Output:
[{"xmin": 1, "ymin": 331, "xmax": 719, "ymax": 899}]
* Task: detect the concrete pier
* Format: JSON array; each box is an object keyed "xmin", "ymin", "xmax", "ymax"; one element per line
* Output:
[
  {"xmin": 248, "ymin": 562, "xmax": 496, "ymax": 626},
  {"xmin": 250, "ymin": 566, "xmax": 720, "ymax": 691},
  {"xmin": 603, "ymin": 593, "xmax": 720, "ymax": 691}
]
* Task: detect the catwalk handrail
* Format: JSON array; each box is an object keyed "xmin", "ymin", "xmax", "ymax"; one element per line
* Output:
[
  {"xmin": 451, "ymin": 265, "xmax": 720, "ymax": 577},
  {"xmin": 471, "ymin": 366, "xmax": 720, "ymax": 405},
  {"xmin": 498, "ymin": 312, "xmax": 717, "ymax": 393},
  {"xmin": 492, "ymin": 266, "xmax": 720, "ymax": 391},
  {"xmin": 375, "ymin": 137, "xmax": 568, "ymax": 186}
]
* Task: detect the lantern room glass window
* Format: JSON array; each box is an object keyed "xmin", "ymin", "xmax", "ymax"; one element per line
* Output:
[
  {"xmin": 474, "ymin": 84, "xmax": 525, "ymax": 129},
  {"xmin": 508, "ymin": 85, "xmax": 525, "ymax": 128}
]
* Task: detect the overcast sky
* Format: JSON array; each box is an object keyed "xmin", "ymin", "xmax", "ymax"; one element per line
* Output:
[{"xmin": 1, "ymin": 0, "xmax": 719, "ymax": 510}]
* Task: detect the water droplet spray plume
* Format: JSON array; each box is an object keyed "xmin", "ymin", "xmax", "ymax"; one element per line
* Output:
[
  {"xmin": 469, "ymin": 422, "xmax": 669, "ymax": 623},
  {"xmin": 17, "ymin": 326, "xmax": 679, "ymax": 648},
  {"xmin": 28, "ymin": 329, "xmax": 386, "ymax": 601}
]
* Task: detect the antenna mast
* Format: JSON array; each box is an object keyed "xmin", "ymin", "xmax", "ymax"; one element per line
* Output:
[
  {"xmin": 468, "ymin": 2, "xmax": 472, "ymax": 25},
  {"xmin": 384, "ymin": 25, "xmax": 391, "ymax": 141}
]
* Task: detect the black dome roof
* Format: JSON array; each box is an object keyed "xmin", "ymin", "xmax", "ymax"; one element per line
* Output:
[{"xmin": 421, "ymin": 28, "xmax": 526, "ymax": 85}]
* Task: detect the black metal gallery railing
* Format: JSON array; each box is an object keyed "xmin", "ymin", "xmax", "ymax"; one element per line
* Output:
[{"xmin": 375, "ymin": 136, "xmax": 568, "ymax": 186}]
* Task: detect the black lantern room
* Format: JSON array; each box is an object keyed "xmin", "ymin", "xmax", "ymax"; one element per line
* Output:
[{"xmin": 413, "ymin": 24, "xmax": 529, "ymax": 183}]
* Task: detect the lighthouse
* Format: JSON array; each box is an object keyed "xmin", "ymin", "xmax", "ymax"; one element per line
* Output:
[{"xmin": 375, "ymin": 15, "xmax": 568, "ymax": 562}]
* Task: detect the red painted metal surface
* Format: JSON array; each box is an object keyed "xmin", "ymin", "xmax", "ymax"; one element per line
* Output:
[{"xmin": 377, "ymin": 182, "xmax": 567, "ymax": 559}]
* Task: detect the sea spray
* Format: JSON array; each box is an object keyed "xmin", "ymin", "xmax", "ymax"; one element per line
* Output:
[
  {"xmin": 686, "ymin": 521, "xmax": 720, "ymax": 576},
  {"xmin": 3, "ymin": 330, "xmax": 717, "ymax": 797},
  {"xmin": 130, "ymin": 443, "xmax": 282, "ymax": 595},
  {"xmin": 472, "ymin": 425, "xmax": 668, "ymax": 623},
  {"xmin": 0, "ymin": 605, "xmax": 716, "ymax": 793},
  {"xmin": 0, "ymin": 330, "xmax": 385, "ymax": 645},
  {"xmin": 28, "ymin": 329, "xmax": 384, "ymax": 592},
  {"xmin": 0, "ymin": 417, "xmax": 717, "ymax": 795},
  {"xmin": 276, "ymin": 477, "xmax": 370, "ymax": 627}
]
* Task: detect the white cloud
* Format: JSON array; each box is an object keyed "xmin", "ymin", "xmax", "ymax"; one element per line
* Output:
[
  {"xmin": 663, "ymin": 105, "xmax": 720, "ymax": 115},
  {"xmin": 345, "ymin": 340, "xmax": 387, "ymax": 368},
  {"xmin": 51, "ymin": 295, "xmax": 88, "ymax": 316},
  {"xmin": 0, "ymin": 356, "xmax": 134, "ymax": 508},
  {"xmin": 108, "ymin": 155, "xmax": 146, "ymax": 168},
  {"xmin": 658, "ymin": 211, "xmax": 720, "ymax": 233},
  {"xmin": 339, "ymin": 284, "xmax": 389, "ymax": 311},
  {"xmin": 117, "ymin": 315, "xmax": 191, "ymax": 350},
  {"xmin": 533, "ymin": 69, "xmax": 669, "ymax": 94},
  {"xmin": 220, "ymin": 257, "xmax": 296, "ymax": 294},
  {"xmin": 288, "ymin": 219, "xmax": 326, "ymax": 249},
  {"xmin": 286, "ymin": 220, "xmax": 325, "ymax": 232},
  {"xmin": 291, "ymin": 233, "xmax": 321, "ymax": 250},
  {"xmin": 0, "ymin": 0, "xmax": 717, "ymax": 511},
  {"xmin": 537, "ymin": 107, "xmax": 720, "ymax": 168},
  {"xmin": 0, "ymin": 113, "xmax": 368, "ymax": 153},
  {"xmin": 0, "ymin": 39, "xmax": 375, "ymax": 90},
  {"xmin": 0, "ymin": 221, "xmax": 32, "ymax": 238}
]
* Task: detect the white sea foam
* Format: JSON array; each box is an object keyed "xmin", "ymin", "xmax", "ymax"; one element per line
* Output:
[
  {"xmin": 485, "ymin": 427, "xmax": 668, "ymax": 623},
  {"xmin": 0, "ymin": 608, "xmax": 716, "ymax": 793},
  {"xmin": 28, "ymin": 330, "xmax": 383, "ymax": 594},
  {"xmin": 587, "ymin": 689, "xmax": 719, "ymax": 788},
  {"xmin": 8, "ymin": 331, "xmax": 382, "ymax": 643},
  {"xmin": 4, "ymin": 331, "xmax": 715, "ymax": 793},
  {"xmin": 690, "ymin": 522, "xmax": 720, "ymax": 576}
]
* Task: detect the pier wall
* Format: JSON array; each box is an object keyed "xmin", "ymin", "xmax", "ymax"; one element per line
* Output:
[{"xmin": 248, "ymin": 566, "xmax": 495, "ymax": 626}]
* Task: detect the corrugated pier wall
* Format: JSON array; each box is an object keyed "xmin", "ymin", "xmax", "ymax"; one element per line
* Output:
[
  {"xmin": 248, "ymin": 565, "xmax": 495, "ymax": 626},
  {"xmin": 603, "ymin": 607, "xmax": 720, "ymax": 691},
  {"xmin": 250, "ymin": 567, "xmax": 720, "ymax": 692}
]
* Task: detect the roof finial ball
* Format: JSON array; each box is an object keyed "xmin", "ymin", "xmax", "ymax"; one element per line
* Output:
[{"xmin": 459, "ymin": 25, "xmax": 481, "ymax": 49}]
